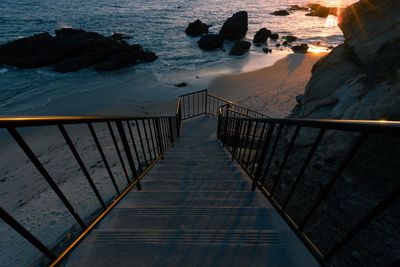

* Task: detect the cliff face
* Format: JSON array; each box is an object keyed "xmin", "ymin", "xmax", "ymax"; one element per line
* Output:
[
  {"xmin": 293, "ymin": 0, "xmax": 400, "ymax": 121},
  {"xmin": 270, "ymin": 1, "xmax": 400, "ymax": 266}
]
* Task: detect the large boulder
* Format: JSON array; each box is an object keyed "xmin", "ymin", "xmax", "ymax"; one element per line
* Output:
[
  {"xmin": 339, "ymin": 0, "xmax": 400, "ymax": 65},
  {"xmin": 197, "ymin": 34, "xmax": 224, "ymax": 50},
  {"xmin": 0, "ymin": 28, "xmax": 157, "ymax": 72},
  {"xmin": 253, "ymin": 28, "xmax": 271, "ymax": 43},
  {"xmin": 292, "ymin": 44, "xmax": 309, "ymax": 53},
  {"xmin": 185, "ymin": 19, "xmax": 210, "ymax": 36},
  {"xmin": 229, "ymin": 41, "xmax": 251, "ymax": 56},
  {"xmin": 271, "ymin": 10, "xmax": 290, "ymax": 16},
  {"xmin": 219, "ymin": 11, "xmax": 248, "ymax": 40},
  {"xmin": 305, "ymin": 4, "xmax": 330, "ymax": 17}
]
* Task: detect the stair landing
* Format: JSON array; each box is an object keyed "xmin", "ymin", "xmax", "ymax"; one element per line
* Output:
[{"xmin": 66, "ymin": 116, "xmax": 319, "ymax": 267}]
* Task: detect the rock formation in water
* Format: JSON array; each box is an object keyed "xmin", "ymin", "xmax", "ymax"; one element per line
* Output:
[
  {"xmin": 253, "ymin": 28, "xmax": 271, "ymax": 44},
  {"xmin": 0, "ymin": 28, "xmax": 157, "ymax": 73},
  {"xmin": 229, "ymin": 41, "xmax": 251, "ymax": 56},
  {"xmin": 219, "ymin": 11, "xmax": 248, "ymax": 40},
  {"xmin": 185, "ymin": 19, "xmax": 211, "ymax": 36},
  {"xmin": 197, "ymin": 34, "xmax": 224, "ymax": 51}
]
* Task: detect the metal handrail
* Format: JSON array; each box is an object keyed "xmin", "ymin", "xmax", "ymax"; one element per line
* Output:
[
  {"xmin": 0, "ymin": 111, "xmax": 181, "ymax": 265},
  {"xmin": 217, "ymin": 114, "xmax": 400, "ymax": 266}
]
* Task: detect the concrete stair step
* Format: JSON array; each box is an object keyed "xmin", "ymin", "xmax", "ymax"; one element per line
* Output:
[
  {"xmin": 140, "ymin": 180, "xmax": 250, "ymax": 191},
  {"xmin": 66, "ymin": 230, "xmax": 316, "ymax": 267},
  {"xmin": 99, "ymin": 207, "xmax": 273, "ymax": 230},
  {"xmin": 118, "ymin": 191, "xmax": 267, "ymax": 207}
]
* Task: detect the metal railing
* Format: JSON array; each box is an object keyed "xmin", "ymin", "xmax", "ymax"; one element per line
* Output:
[
  {"xmin": 217, "ymin": 108, "xmax": 400, "ymax": 266},
  {"xmin": 0, "ymin": 115, "xmax": 180, "ymax": 266},
  {"xmin": 179, "ymin": 89, "xmax": 268, "ymax": 120}
]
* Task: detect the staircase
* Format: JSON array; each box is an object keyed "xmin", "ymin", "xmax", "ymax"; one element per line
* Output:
[{"xmin": 65, "ymin": 116, "xmax": 318, "ymax": 267}]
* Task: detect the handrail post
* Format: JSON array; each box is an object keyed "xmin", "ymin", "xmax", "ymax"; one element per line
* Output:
[
  {"xmin": 155, "ymin": 118, "xmax": 164, "ymax": 159},
  {"xmin": 168, "ymin": 117, "xmax": 174, "ymax": 145},
  {"xmin": 222, "ymin": 106, "xmax": 230, "ymax": 147},
  {"xmin": 251, "ymin": 123, "xmax": 275, "ymax": 191},
  {"xmin": 116, "ymin": 121, "xmax": 141, "ymax": 190},
  {"xmin": 204, "ymin": 90, "xmax": 208, "ymax": 116}
]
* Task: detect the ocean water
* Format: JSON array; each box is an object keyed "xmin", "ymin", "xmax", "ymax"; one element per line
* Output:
[{"xmin": 0, "ymin": 0, "xmax": 358, "ymax": 114}]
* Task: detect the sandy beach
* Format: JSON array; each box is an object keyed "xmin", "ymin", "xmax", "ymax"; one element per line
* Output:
[{"xmin": 208, "ymin": 52, "xmax": 328, "ymax": 117}]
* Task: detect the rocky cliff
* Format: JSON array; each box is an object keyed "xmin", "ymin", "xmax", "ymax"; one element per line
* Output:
[
  {"xmin": 293, "ymin": 0, "xmax": 400, "ymax": 121},
  {"xmin": 271, "ymin": 1, "xmax": 400, "ymax": 266}
]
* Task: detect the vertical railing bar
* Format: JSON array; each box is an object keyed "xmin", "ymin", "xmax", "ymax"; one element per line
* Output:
[
  {"xmin": 282, "ymin": 128, "xmax": 326, "ymax": 210},
  {"xmin": 152, "ymin": 119, "xmax": 162, "ymax": 156},
  {"xmin": 126, "ymin": 121, "xmax": 143, "ymax": 173},
  {"xmin": 8, "ymin": 127, "xmax": 87, "ymax": 229},
  {"xmin": 197, "ymin": 92, "xmax": 200, "ymax": 116},
  {"xmin": 163, "ymin": 118, "xmax": 169, "ymax": 146},
  {"xmin": 250, "ymin": 123, "xmax": 267, "ymax": 175},
  {"xmin": 182, "ymin": 96, "xmax": 186, "ymax": 119},
  {"xmin": 168, "ymin": 117, "xmax": 174, "ymax": 145},
  {"xmin": 0, "ymin": 206, "xmax": 56, "ymax": 260},
  {"xmin": 299, "ymin": 133, "xmax": 368, "ymax": 231},
  {"xmin": 88, "ymin": 123, "xmax": 120, "ymax": 196},
  {"xmin": 324, "ymin": 181, "xmax": 400, "ymax": 261},
  {"xmin": 192, "ymin": 94, "xmax": 195, "ymax": 118},
  {"xmin": 155, "ymin": 118, "xmax": 164, "ymax": 155},
  {"xmin": 239, "ymin": 119, "xmax": 250, "ymax": 161},
  {"xmin": 231, "ymin": 119, "xmax": 241, "ymax": 160},
  {"xmin": 116, "ymin": 121, "xmax": 141, "ymax": 190},
  {"xmin": 270, "ymin": 126, "xmax": 300, "ymax": 195},
  {"xmin": 141, "ymin": 120, "xmax": 153, "ymax": 162},
  {"xmin": 58, "ymin": 125, "xmax": 106, "ymax": 210},
  {"xmin": 204, "ymin": 91, "xmax": 207, "ymax": 115},
  {"xmin": 107, "ymin": 122, "xmax": 130, "ymax": 184},
  {"xmin": 259, "ymin": 124, "xmax": 283, "ymax": 185},
  {"xmin": 146, "ymin": 119, "xmax": 157, "ymax": 160},
  {"xmin": 246, "ymin": 121, "xmax": 259, "ymax": 170},
  {"xmin": 252, "ymin": 123, "xmax": 276, "ymax": 190}
]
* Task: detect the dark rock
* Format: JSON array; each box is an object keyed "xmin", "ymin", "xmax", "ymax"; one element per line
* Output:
[
  {"xmin": 289, "ymin": 5, "xmax": 309, "ymax": 11},
  {"xmin": 271, "ymin": 10, "xmax": 290, "ymax": 16},
  {"xmin": 262, "ymin": 48, "xmax": 272, "ymax": 54},
  {"xmin": 270, "ymin": 33, "xmax": 279, "ymax": 40},
  {"xmin": 253, "ymin": 28, "xmax": 271, "ymax": 43},
  {"xmin": 111, "ymin": 33, "xmax": 132, "ymax": 40},
  {"xmin": 306, "ymin": 4, "xmax": 330, "ymax": 17},
  {"xmin": 0, "ymin": 28, "xmax": 157, "ymax": 72},
  {"xmin": 283, "ymin": 41, "xmax": 288, "ymax": 46},
  {"xmin": 292, "ymin": 43, "xmax": 309, "ymax": 53},
  {"xmin": 283, "ymin": 35, "xmax": 297, "ymax": 42},
  {"xmin": 229, "ymin": 41, "xmax": 251, "ymax": 56},
  {"xmin": 276, "ymin": 43, "xmax": 281, "ymax": 47},
  {"xmin": 185, "ymin": 19, "xmax": 210, "ymax": 36},
  {"xmin": 174, "ymin": 82, "xmax": 187, "ymax": 87},
  {"xmin": 197, "ymin": 34, "xmax": 224, "ymax": 50},
  {"xmin": 220, "ymin": 11, "xmax": 248, "ymax": 40},
  {"xmin": 296, "ymin": 94, "xmax": 304, "ymax": 104}
]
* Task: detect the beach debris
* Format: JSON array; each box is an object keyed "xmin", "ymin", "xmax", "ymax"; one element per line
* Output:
[
  {"xmin": 0, "ymin": 28, "xmax": 157, "ymax": 72},
  {"xmin": 185, "ymin": 19, "xmax": 211, "ymax": 36},
  {"xmin": 229, "ymin": 40, "xmax": 251, "ymax": 56},
  {"xmin": 270, "ymin": 33, "xmax": 279, "ymax": 40},
  {"xmin": 271, "ymin": 10, "xmax": 290, "ymax": 16},
  {"xmin": 253, "ymin": 28, "xmax": 271, "ymax": 44},
  {"xmin": 197, "ymin": 34, "xmax": 224, "ymax": 50},
  {"xmin": 110, "ymin": 32, "xmax": 132, "ymax": 40},
  {"xmin": 174, "ymin": 82, "xmax": 187, "ymax": 87},
  {"xmin": 219, "ymin": 11, "xmax": 248, "ymax": 40},
  {"xmin": 283, "ymin": 35, "xmax": 297, "ymax": 42},
  {"xmin": 262, "ymin": 48, "xmax": 272, "ymax": 54},
  {"xmin": 292, "ymin": 43, "xmax": 309, "ymax": 53}
]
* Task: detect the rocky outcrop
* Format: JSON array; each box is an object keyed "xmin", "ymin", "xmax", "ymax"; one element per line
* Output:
[
  {"xmin": 283, "ymin": 35, "xmax": 297, "ymax": 42},
  {"xmin": 197, "ymin": 34, "xmax": 224, "ymax": 50},
  {"xmin": 219, "ymin": 11, "xmax": 248, "ymax": 40},
  {"xmin": 185, "ymin": 19, "xmax": 210, "ymax": 36},
  {"xmin": 305, "ymin": 4, "xmax": 330, "ymax": 17},
  {"xmin": 271, "ymin": 10, "xmax": 290, "ymax": 16},
  {"xmin": 292, "ymin": 44, "xmax": 309, "ymax": 53},
  {"xmin": 270, "ymin": 33, "xmax": 279, "ymax": 40},
  {"xmin": 280, "ymin": 1, "xmax": 400, "ymax": 266},
  {"xmin": 229, "ymin": 41, "xmax": 251, "ymax": 56},
  {"xmin": 253, "ymin": 28, "xmax": 271, "ymax": 44},
  {"xmin": 0, "ymin": 28, "xmax": 157, "ymax": 72}
]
